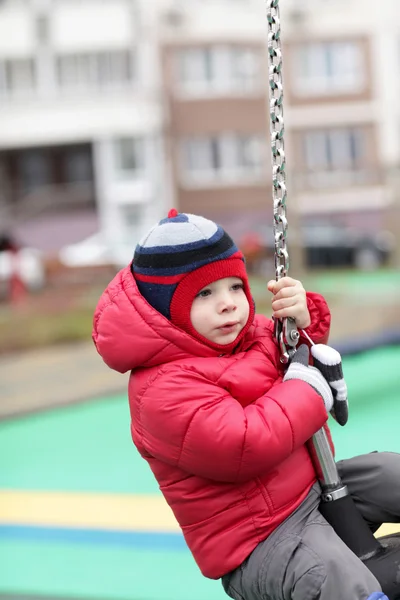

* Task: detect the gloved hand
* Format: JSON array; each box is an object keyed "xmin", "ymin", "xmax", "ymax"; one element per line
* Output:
[
  {"xmin": 311, "ymin": 344, "xmax": 349, "ymax": 426},
  {"xmin": 283, "ymin": 344, "xmax": 333, "ymax": 413}
]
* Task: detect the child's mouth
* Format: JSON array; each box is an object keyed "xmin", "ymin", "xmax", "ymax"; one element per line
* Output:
[{"xmin": 218, "ymin": 322, "xmax": 239, "ymax": 333}]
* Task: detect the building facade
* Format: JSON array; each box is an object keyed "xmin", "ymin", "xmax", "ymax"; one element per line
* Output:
[
  {"xmin": 1, "ymin": 0, "xmax": 399, "ymax": 267},
  {"xmin": 159, "ymin": 0, "xmax": 272, "ymax": 249},
  {"xmin": 281, "ymin": 0, "xmax": 396, "ymax": 222},
  {"xmin": 157, "ymin": 0, "xmax": 400, "ymax": 268},
  {"xmin": 0, "ymin": 0, "xmax": 171, "ymax": 265}
]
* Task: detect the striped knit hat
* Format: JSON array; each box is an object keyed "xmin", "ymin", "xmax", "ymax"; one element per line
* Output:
[{"xmin": 132, "ymin": 209, "xmax": 255, "ymax": 350}]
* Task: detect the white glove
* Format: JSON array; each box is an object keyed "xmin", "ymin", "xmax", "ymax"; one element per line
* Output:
[
  {"xmin": 283, "ymin": 344, "xmax": 333, "ymax": 412},
  {"xmin": 311, "ymin": 344, "xmax": 349, "ymax": 426}
]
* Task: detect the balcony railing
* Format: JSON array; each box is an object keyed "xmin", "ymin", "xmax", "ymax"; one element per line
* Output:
[{"xmin": 0, "ymin": 181, "xmax": 95, "ymax": 227}]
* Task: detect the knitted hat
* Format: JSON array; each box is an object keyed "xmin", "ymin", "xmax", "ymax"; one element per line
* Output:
[{"xmin": 132, "ymin": 209, "xmax": 255, "ymax": 351}]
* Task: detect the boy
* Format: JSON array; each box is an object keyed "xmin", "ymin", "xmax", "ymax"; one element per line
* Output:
[{"xmin": 93, "ymin": 210, "xmax": 396, "ymax": 600}]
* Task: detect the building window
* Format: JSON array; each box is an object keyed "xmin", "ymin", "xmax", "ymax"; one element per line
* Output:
[
  {"xmin": 123, "ymin": 204, "xmax": 144, "ymax": 230},
  {"xmin": 292, "ymin": 41, "xmax": 364, "ymax": 96},
  {"xmin": 301, "ymin": 127, "xmax": 369, "ymax": 187},
  {"xmin": 113, "ymin": 138, "xmax": 145, "ymax": 176},
  {"xmin": 36, "ymin": 15, "xmax": 49, "ymax": 45},
  {"xmin": 181, "ymin": 133, "xmax": 266, "ymax": 186},
  {"xmin": 18, "ymin": 150, "xmax": 51, "ymax": 193},
  {"xmin": 0, "ymin": 58, "xmax": 36, "ymax": 100},
  {"xmin": 57, "ymin": 50, "xmax": 133, "ymax": 91},
  {"xmin": 64, "ymin": 148, "xmax": 93, "ymax": 183},
  {"xmin": 120, "ymin": 204, "xmax": 147, "ymax": 247},
  {"xmin": 177, "ymin": 46, "xmax": 261, "ymax": 96}
]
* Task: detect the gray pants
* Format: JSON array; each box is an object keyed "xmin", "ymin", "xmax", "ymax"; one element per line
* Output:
[{"xmin": 222, "ymin": 452, "xmax": 400, "ymax": 600}]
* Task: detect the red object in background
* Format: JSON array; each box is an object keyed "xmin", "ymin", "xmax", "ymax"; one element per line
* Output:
[
  {"xmin": 240, "ymin": 232, "xmax": 263, "ymax": 256},
  {"xmin": 0, "ymin": 234, "xmax": 27, "ymax": 305},
  {"xmin": 9, "ymin": 250, "xmax": 27, "ymax": 305}
]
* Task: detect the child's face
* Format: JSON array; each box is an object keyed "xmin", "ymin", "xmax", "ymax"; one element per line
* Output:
[{"xmin": 190, "ymin": 276, "xmax": 250, "ymax": 346}]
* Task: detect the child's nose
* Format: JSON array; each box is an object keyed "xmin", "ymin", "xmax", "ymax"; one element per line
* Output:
[{"xmin": 219, "ymin": 293, "xmax": 237, "ymax": 312}]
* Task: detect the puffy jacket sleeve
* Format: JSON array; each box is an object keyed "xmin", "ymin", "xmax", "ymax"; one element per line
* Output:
[
  {"xmin": 301, "ymin": 292, "xmax": 331, "ymax": 345},
  {"xmin": 137, "ymin": 367, "xmax": 328, "ymax": 483}
]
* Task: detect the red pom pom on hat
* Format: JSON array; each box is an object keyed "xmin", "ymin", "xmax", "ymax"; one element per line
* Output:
[{"xmin": 168, "ymin": 208, "xmax": 178, "ymax": 218}]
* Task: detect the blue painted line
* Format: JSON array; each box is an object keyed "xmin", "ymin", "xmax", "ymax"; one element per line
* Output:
[
  {"xmin": 337, "ymin": 331, "xmax": 400, "ymax": 356},
  {"xmin": 0, "ymin": 525, "xmax": 188, "ymax": 552}
]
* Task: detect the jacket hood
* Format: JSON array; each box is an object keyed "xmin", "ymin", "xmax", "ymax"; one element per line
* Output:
[{"xmin": 93, "ymin": 266, "xmax": 223, "ymax": 373}]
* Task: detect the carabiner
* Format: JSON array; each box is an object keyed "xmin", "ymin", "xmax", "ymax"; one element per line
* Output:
[{"xmin": 274, "ymin": 316, "xmax": 300, "ymax": 364}]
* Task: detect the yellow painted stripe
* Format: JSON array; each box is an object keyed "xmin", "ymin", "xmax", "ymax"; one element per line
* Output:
[
  {"xmin": 376, "ymin": 522, "xmax": 400, "ymax": 537},
  {"xmin": 1, "ymin": 490, "xmax": 399, "ymax": 538},
  {"xmin": 0, "ymin": 490, "xmax": 180, "ymax": 532}
]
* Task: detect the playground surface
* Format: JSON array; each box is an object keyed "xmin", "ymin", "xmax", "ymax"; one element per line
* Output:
[{"xmin": 1, "ymin": 345, "xmax": 400, "ymax": 600}]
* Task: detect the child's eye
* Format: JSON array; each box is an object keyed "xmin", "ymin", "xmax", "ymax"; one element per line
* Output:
[
  {"xmin": 196, "ymin": 289, "xmax": 211, "ymax": 298},
  {"xmin": 231, "ymin": 283, "xmax": 244, "ymax": 291}
]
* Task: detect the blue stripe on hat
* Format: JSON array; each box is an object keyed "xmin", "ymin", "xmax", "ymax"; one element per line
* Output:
[
  {"xmin": 159, "ymin": 214, "xmax": 189, "ymax": 225},
  {"xmin": 134, "ymin": 246, "xmax": 240, "ymax": 277},
  {"xmin": 136, "ymin": 280, "xmax": 178, "ymax": 319}
]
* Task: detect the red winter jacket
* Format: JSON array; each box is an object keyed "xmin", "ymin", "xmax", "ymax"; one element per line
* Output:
[{"xmin": 93, "ymin": 266, "xmax": 331, "ymax": 579}]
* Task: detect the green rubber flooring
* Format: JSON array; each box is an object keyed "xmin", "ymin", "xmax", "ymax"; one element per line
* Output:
[{"xmin": 1, "ymin": 346, "xmax": 399, "ymax": 600}]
